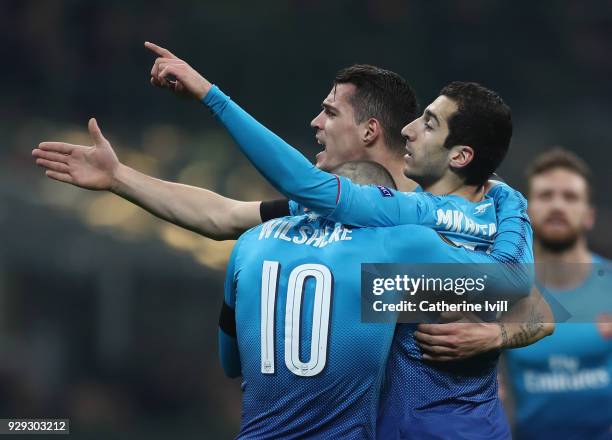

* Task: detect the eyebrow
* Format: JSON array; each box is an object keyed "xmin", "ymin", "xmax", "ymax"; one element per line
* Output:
[
  {"xmin": 424, "ymin": 109, "xmax": 440, "ymax": 126},
  {"xmin": 322, "ymin": 102, "xmax": 339, "ymax": 113}
]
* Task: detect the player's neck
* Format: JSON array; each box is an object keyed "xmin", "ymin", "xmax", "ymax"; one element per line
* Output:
[
  {"xmin": 396, "ymin": 177, "xmax": 418, "ymax": 192},
  {"xmin": 535, "ymin": 238, "xmax": 593, "ymax": 290},
  {"xmin": 389, "ymin": 163, "xmax": 417, "ymax": 192},
  {"xmin": 422, "ymin": 176, "xmax": 484, "ymax": 202},
  {"xmin": 371, "ymin": 149, "xmax": 417, "ymax": 192}
]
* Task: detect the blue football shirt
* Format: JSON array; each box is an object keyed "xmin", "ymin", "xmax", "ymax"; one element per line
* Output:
[
  {"xmin": 221, "ymin": 215, "xmax": 516, "ymax": 439},
  {"xmin": 505, "ymin": 255, "xmax": 612, "ymax": 439}
]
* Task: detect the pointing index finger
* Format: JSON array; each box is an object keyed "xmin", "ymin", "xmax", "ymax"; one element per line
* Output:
[{"xmin": 144, "ymin": 41, "xmax": 177, "ymax": 59}]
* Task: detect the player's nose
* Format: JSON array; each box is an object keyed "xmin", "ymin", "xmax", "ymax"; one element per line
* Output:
[
  {"xmin": 311, "ymin": 111, "xmax": 324, "ymax": 129},
  {"xmin": 401, "ymin": 121, "xmax": 417, "ymax": 141}
]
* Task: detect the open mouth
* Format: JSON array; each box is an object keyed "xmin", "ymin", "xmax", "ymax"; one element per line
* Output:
[
  {"xmin": 405, "ymin": 142, "xmax": 413, "ymax": 158},
  {"xmin": 315, "ymin": 139, "xmax": 326, "ymax": 163}
]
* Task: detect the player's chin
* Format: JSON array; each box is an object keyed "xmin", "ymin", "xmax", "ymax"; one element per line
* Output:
[
  {"xmin": 315, "ymin": 151, "xmax": 328, "ymax": 170},
  {"xmin": 402, "ymin": 164, "xmax": 416, "ymax": 179},
  {"xmin": 537, "ymin": 230, "xmax": 579, "ymax": 250}
]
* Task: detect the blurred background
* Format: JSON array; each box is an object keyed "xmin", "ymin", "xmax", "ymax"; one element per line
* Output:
[{"xmin": 1, "ymin": 0, "xmax": 611, "ymax": 438}]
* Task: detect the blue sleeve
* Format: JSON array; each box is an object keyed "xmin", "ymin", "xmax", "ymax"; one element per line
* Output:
[
  {"xmin": 485, "ymin": 182, "xmax": 535, "ymax": 298},
  {"xmin": 486, "ymin": 182, "xmax": 534, "ymax": 264},
  {"xmin": 330, "ymin": 177, "xmax": 434, "ymax": 226},
  {"xmin": 218, "ymin": 331, "xmax": 240, "ymax": 378},
  {"xmin": 218, "ymin": 239, "xmax": 242, "ymax": 378},
  {"xmin": 202, "ymin": 86, "xmax": 428, "ymax": 226}
]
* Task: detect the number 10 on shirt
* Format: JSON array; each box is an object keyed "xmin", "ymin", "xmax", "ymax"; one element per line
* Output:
[{"xmin": 260, "ymin": 261, "xmax": 333, "ymax": 377}]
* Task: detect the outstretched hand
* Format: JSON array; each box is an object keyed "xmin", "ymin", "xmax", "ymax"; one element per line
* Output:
[
  {"xmin": 32, "ymin": 118, "xmax": 120, "ymax": 191},
  {"xmin": 145, "ymin": 41, "xmax": 212, "ymax": 100}
]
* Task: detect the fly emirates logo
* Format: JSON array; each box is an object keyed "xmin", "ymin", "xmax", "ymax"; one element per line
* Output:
[
  {"xmin": 258, "ymin": 219, "xmax": 352, "ymax": 248},
  {"xmin": 435, "ymin": 209, "xmax": 497, "ymax": 238},
  {"xmin": 524, "ymin": 355, "xmax": 610, "ymax": 393}
]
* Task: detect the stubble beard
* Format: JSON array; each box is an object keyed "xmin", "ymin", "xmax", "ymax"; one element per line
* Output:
[{"xmin": 535, "ymin": 226, "xmax": 582, "ymax": 253}]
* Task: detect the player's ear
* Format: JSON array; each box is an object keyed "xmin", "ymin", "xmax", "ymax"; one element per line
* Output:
[
  {"xmin": 362, "ymin": 118, "xmax": 381, "ymax": 146},
  {"xmin": 448, "ymin": 145, "xmax": 474, "ymax": 170}
]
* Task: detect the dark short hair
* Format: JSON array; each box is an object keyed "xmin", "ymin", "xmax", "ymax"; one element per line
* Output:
[
  {"xmin": 334, "ymin": 65, "xmax": 418, "ymax": 154},
  {"xmin": 526, "ymin": 147, "xmax": 593, "ymax": 201},
  {"xmin": 331, "ymin": 160, "xmax": 397, "ymax": 189},
  {"xmin": 440, "ymin": 81, "xmax": 512, "ymax": 186}
]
